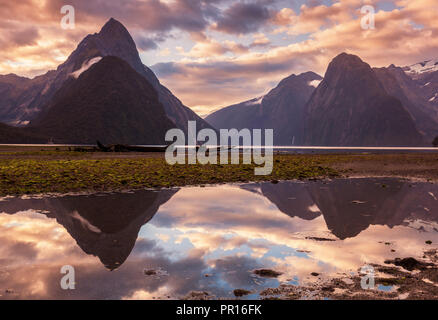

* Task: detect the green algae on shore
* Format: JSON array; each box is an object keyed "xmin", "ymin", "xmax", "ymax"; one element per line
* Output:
[
  {"xmin": 0, "ymin": 155, "xmax": 338, "ymax": 196},
  {"xmin": 2, "ymin": 149, "xmax": 438, "ymax": 196}
]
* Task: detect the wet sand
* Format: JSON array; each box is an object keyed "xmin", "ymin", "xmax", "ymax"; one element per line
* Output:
[
  {"xmin": 259, "ymin": 249, "xmax": 438, "ymax": 300},
  {"xmin": 331, "ymin": 153, "xmax": 438, "ymax": 181}
]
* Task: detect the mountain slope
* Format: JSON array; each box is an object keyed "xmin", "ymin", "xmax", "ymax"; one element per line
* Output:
[
  {"xmin": 374, "ymin": 65, "xmax": 438, "ymax": 141},
  {"xmin": 403, "ymin": 59, "xmax": 438, "ymax": 77},
  {"xmin": 0, "ymin": 18, "xmax": 212, "ymax": 133},
  {"xmin": 86, "ymin": 18, "xmax": 214, "ymax": 133},
  {"xmin": 404, "ymin": 63, "xmax": 438, "ymax": 109},
  {"xmin": 304, "ymin": 53, "xmax": 423, "ymax": 146},
  {"xmin": 0, "ymin": 123, "xmax": 49, "ymax": 143},
  {"xmin": 417, "ymin": 71, "xmax": 438, "ymax": 106},
  {"xmin": 205, "ymin": 97, "xmax": 264, "ymax": 131},
  {"xmin": 0, "ymin": 73, "xmax": 51, "ymax": 125},
  {"xmin": 28, "ymin": 56, "xmax": 176, "ymax": 144},
  {"xmin": 206, "ymin": 72, "xmax": 322, "ymax": 145}
]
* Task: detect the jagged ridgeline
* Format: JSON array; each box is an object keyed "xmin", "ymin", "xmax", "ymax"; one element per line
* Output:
[
  {"xmin": 0, "ymin": 18, "xmax": 214, "ymax": 144},
  {"xmin": 207, "ymin": 53, "xmax": 438, "ymax": 146}
]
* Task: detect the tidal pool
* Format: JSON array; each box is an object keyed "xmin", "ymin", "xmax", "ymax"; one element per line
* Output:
[{"xmin": 0, "ymin": 178, "xmax": 437, "ymax": 299}]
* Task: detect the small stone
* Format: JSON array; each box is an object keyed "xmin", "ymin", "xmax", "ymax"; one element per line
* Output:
[
  {"xmin": 233, "ymin": 289, "xmax": 251, "ymax": 297},
  {"xmin": 322, "ymin": 286, "xmax": 335, "ymax": 292},
  {"xmin": 254, "ymin": 269, "xmax": 282, "ymax": 278},
  {"xmin": 144, "ymin": 269, "xmax": 157, "ymax": 276}
]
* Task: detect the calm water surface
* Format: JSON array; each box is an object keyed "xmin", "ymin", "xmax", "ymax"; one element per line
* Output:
[{"xmin": 0, "ymin": 178, "xmax": 437, "ymax": 299}]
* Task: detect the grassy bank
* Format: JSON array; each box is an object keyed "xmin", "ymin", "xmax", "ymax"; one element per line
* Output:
[
  {"xmin": 1, "ymin": 149, "xmax": 437, "ymax": 196},
  {"xmin": 0, "ymin": 154, "xmax": 338, "ymax": 195}
]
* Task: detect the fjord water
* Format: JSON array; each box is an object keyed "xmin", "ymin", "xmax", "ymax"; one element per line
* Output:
[{"xmin": 0, "ymin": 178, "xmax": 437, "ymax": 299}]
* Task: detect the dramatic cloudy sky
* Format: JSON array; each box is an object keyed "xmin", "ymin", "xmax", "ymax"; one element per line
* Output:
[{"xmin": 0, "ymin": 0, "xmax": 437, "ymax": 116}]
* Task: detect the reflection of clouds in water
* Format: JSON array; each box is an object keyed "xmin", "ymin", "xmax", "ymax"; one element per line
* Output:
[
  {"xmin": 0, "ymin": 211, "xmax": 210, "ymax": 299},
  {"xmin": 1, "ymin": 179, "xmax": 438, "ymax": 299},
  {"xmin": 0, "ymin": 211, "xmax": 89, "ymax": 266},
  {"xmin": 144, "ymin": 183, "xmax": 438, "ymax": 287},
  {"xmin": 212, "ymin": 255, "xmax": 272, "ymax": 291}
]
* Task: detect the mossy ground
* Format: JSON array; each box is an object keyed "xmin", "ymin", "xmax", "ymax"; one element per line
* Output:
[
  {"xmin": 0, "ymin": 151, "xmax": 340, "ymax": 196},
  {"xmin": 1, "ymin": 148, "xmax": 437, "ymax": 196}
]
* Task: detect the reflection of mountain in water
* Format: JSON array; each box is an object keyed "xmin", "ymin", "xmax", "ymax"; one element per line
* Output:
[
  {"xmin": 2, "ymin": 178, "xmax": 438, "ymax": 271},
  {"xmin": 0, "ymin": 189, "xmax": 178, "ymax": 270},
  {"xmin": 241, "ymin": 183, "xmax": 321, "ymax": 220},
  {"xmin": 246, "ymin": 179, "xmax": 438, "ymax": 239}
]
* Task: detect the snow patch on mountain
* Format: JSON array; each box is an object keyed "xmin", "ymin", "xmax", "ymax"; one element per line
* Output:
[
  {"xmin": 308, "ymin": 79, "xmax": 322, "ymax": 87},
  {"xmin": 70, "ymin": 57, "xmax": 102, "ymax": 79},
  {"xmin": 404, "ymin": 59, "xmax": 438, "ymax": 75},
  {"xmin": 245, "ymin": 96, "xmax": 264, "ymax": 106}
]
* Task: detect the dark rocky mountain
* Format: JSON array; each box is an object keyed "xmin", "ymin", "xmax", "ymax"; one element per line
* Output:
[
  {"xmin": 416, "ymin": 71, "xmax": 438, "ymax": 108},
  {"xmin": 26, "ymin": 56, "xmax": 176, "ymax": 144},
  {"xmin": 205, "ymin": 97, "xmax": 263, "ymax": 133},
  {"xmin": 208, "ymin": 53, "xmax": 434, "ymax": 146},
  {"xmin": 0, "ymin": 18, "xmax": 212, "ymax": 133},
  {"xmin": 244, "ymin": 179, "xmax": 438, "ymax": 240},
  {"xmin": 241, "ymin": 182, "xmax": 321, "ymax": 221},
  {"xmin": 304, "ymin": 53, "xmax": 424, "ymax": 146},
  {"xmin": 374, "ymin": 64, "xmax": 438, "ymax": 142},
  {"xmin": 0, "ymin": 73, "xmax": 50, "ymax": 125},
  {"xmin": 0, "ymin": 122, "xmax": 49, "ymax": 143},
  {"xmin": 206, "ymin": 72, "xmax": 322, "ymax": 145},
  {"xmin": 403, "ymin": 60, "xmax": 438, "ymax": 109}
]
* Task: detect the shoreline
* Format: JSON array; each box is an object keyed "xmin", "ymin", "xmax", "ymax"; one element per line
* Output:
[
  {"xmin": 0, "ymin": 175, "xmax": 433, "ymax": 201},
  {"xmin": 0, "ymin": 149, "xmax": 437, "ymax": 196}
]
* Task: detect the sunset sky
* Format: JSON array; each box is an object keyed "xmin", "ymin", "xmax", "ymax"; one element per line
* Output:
[{"xmin": 1, "ymin": 0, "xmax": 437, "ymax": 116}]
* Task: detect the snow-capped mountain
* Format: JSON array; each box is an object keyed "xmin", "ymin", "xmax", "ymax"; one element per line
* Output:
[
  {"xmin": 0, "ymin": 18, "xmax": 213, "ymax": 133},
  {"xmin": 304, "ymin": 53, "xmax": 423, "ymax": 146},
  {"xmin": 403, "ymin": 59, "xmax": 438, "ymax": 109},
  {"xmin": 403, "ymin": 59, "xmax": 438, "ymax": 76}
]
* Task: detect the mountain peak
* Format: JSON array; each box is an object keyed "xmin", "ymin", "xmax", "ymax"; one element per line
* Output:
[
  {"xmin": 99, "ymin": 18, "xmax": 129, "ymax": 36},
  {"xmin": 305, "ymin": 53, "xmax": 423, "ymax": 146},
  {"xmin": 331, "ymin": 52, "xmax": 366, "ymax": 67},
  {"xmin": 298, "ymin": 71, "xmax": 323, "ymax": 81},
  {"xmin": 323, "ymin": 52, "xmax": 377, "ymax": 89},
  {"xmin": 65, "ymin": 17, "xmax": 145, "ymax": 76},
  {"xmin": 276, "ymin": 71, "xmax": 322, "ymax": 88},
  {"xmin": 60, "ymin": 17, "xmax": 140, "ymax": 74},
  {"xmin": 30, "ymin": 54, "xmax": 176, "ymax": 144},
  {"xmin": 0, "ymin": 16, "xmax": 216, "ymax": 135}
]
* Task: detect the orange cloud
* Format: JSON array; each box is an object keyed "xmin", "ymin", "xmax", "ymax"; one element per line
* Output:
[
  {"xmin": 154, "ymin": 0, "xmax": 438, "ymax": 114},
  {"xmin": 1, "ymin": 0, "xmax": 438, "ymax": 114}
]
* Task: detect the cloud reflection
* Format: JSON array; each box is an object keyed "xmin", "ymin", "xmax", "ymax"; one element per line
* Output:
[{"xmin": 0, "ymin": 178, "xmax": 438, "ymax": 299}]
